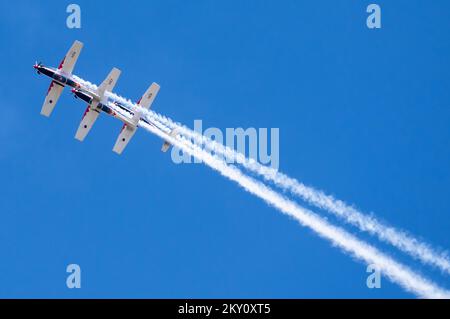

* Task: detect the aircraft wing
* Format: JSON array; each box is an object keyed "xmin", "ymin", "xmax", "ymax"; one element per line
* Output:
[
  {"xmin": 73, "ymin": 69, "xmax": 120, "ymax": 142},
  {"xmin": 75, "ymin": 102, "xmax": 100, "ymax": 141},
  {"xmin": 112, "ymin": 124, "xmax": 136, "ymax": 155},
  {"xmin": 58, "ymin": 40, "xmax": 83, "ymax": 75},
  {"xmin": 97, "ymin": 67, "xmax": 121, "ymax": 96},
  {"xmin": 137, "ymin": 83, "xmax": 160, "ymax": 110},
  {"xmin": 40, "ymin": 81, "xmax": 64, "ymax": 117}
]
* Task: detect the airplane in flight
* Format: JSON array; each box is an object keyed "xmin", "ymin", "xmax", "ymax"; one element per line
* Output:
[{"xmin": 33, "ymin": 40, "xmax": 176, "ymax": 154}]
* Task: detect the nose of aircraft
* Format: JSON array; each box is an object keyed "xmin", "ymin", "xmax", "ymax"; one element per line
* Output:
[
  {"xmin": 33, "ymin": 61, "xmax": 43, "ymax": 69},
  {"xmin": 33, "ymin": 63, "xmax": 41, "ymax": 75}
]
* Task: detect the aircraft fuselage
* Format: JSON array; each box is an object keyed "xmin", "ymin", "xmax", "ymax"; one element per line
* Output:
[
  {"xmin": 35, "ymin": 63, "xmax": 152, "ymax": 128},
  {"xmin": 34, "ymin": 64, "xmax": 80, "ymax": 89},
  {"xmin": 72, "ymin": 88, "xmax": 151, "ymax": 127}
]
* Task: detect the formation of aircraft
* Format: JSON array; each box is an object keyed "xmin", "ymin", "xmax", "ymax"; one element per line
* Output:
[{"xmin": 33, "ymin": 40, "xmax": 175, "ymax": 154}]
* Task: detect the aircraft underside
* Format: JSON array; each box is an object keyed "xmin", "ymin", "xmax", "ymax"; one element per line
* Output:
[{"xmin": 34, "ymin": 40, "xmax": 174, "ymax": 155}]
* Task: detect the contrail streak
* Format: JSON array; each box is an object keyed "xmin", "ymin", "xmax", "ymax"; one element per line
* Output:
[
  {"xmin": 137, "ymin": 110, "xmax": 450, "ymax": 276},
  {"xmin": 72, "ymin": 75, "xmax": 450, "ymax": 295},
  {"xmin": 139, "ymin": 120, "xmax": 450, "ymax": 298}
]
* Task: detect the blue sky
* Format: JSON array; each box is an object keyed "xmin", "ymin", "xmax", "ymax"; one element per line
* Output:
[{"xmin": 0, "ymin": 0, "xmax": 449, "ymax": 298}]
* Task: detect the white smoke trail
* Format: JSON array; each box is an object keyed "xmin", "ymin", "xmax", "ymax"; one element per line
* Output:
[
  {"xmin": 135, "ymin": 110, "xmax": 450, "ymax": 276},
  {"xmin": 71, "ymin": 75, "xmax": 450, "ymax": 289},
  {"xmin": 73, "ymin": 75, "xmax": 98, "ymax": 90},
  {"xmin": 138, "ymin": 120, "xmax": 450, "ymax": 298}
]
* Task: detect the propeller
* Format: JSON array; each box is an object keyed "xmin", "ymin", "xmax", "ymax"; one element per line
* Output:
[{"xmin": 33, "ymin": 61, "xmax": 42, "ymax": 74}]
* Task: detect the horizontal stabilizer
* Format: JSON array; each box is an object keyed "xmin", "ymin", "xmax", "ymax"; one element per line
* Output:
[{"xmin": 161, "ymin": 129, "xmax": 178, "ymax": 153}]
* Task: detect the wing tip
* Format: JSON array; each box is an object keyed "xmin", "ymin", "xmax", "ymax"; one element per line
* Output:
[
  {"xmin": 112, "ymin": 145, "xmax": 123, "ymax": 155},
  {"xmin": 112, "ymin": 67, "xmax": 122, "ymax": 76},
  {"xmin": 75, "ymin": 129, "xmax": 86, "ymax": 142}
]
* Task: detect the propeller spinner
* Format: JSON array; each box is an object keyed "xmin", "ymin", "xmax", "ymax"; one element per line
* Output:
[{"xmin": 33, "ymin": 61, "xmax": 42, "ymax": 74}]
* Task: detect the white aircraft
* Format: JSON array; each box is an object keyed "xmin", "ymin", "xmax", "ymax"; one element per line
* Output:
[
  {"xmin": 34, "ymin": 40, "xmax": 176, "ymax": 154},
  {"xmin": 33, "ymin": 40, "xmax": 84, "ymax": 117}
]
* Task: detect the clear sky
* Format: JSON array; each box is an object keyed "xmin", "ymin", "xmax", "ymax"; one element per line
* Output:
[{"xmin": 0, "ymin": 0, "xmax": 449, "ymax": 298}]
